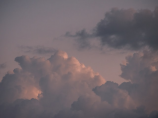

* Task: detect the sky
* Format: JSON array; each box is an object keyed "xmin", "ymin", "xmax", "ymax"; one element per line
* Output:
[{"xmin": 0, "ymin": 0, "xmax": 158, "ymax": 118}]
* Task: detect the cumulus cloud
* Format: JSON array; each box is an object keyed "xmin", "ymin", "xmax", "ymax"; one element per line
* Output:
[
  {"xmin": 68, "ymin": 7, "xmax": 158, "ymax": 50},
  {"xmin": 54, "ymin": 50, "xmax": 158, "ymax": 118},
  {"xmin": 0, "ymin": 50, "xmax": 105, "ymax": 117},
  {"xmin": 120, "ymin": 50, "xmax": 158, "ymax": 112},
  {"xmin": 0, "ymin": 50, "xmax": 158, "ymax": 117},
  {"xmin": 93, "ymin": 81, "xmax": 135, "ymax": 109}
]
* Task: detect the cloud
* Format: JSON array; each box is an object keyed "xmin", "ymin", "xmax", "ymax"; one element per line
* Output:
[
  {"xmin": 0, "ymin": 99, "xmax": 43, "ymax": 118},
  {"xmin": 0, "ymin": 63, "xmax": 6, "ymax": 81},
  {"xmin": 120, "ymin": 50, "xmax": 158, "ymax": 112},
  {"xmin": 54, "ymin": 93, "xmax": 148, "ymax": 118},
  {"xmin": 19, "ymin": 46, "xmax": 57, "ymax": 55},
  {"xmin": 0, "ymin": 50, "xmax": 158, "ymax": 117},
  {"xmin": 69, "ymin": 7, "xmax": 158, "ymax": 50},
  {"xmin": 0, "ymin": 50, "xmax": 105, "ymax": 117},
  {"xmin": 93, "ymin": 81, "xmax": 135, "ymax": 109},
  {"xmin": 0, "ymin": 63, "xmax": 6, "ymax": 69},
  {"xmin": 65, "ymin": 29, "xmax": 93, "ymax": 49},
  {"xmin": 54, "ymin": 50, "xmax": 158, "ymax": 118}
]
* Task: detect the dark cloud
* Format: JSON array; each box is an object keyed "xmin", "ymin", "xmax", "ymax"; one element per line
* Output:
[
  {"xmin": 19, "ymin": 46, "xmax": 57, "ymax": 55},
  {"xmin": 69, "ymin": 7, "xmax": 158, "ymax": 50},
  {"xmin": 0, "ymin": 99, "xmax": 44, "ymax": 118},
  {"xmin": 54, "ymin": 95, "xmax": 151, "ymax": 118},
  {"xmin": 65, "ymin": 29, "xmax": 93, "ymax": 49},
  {"xmin": 93, "ymin": 81, "xmax": 134, "ymax": 108}
]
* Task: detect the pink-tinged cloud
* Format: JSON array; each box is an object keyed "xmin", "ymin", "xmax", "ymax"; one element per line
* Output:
[
  {"xmin": 0, "ymin": 50, "xmax": 158, "ymax": 118},
  {"xmin": 0, "ymin": 50, "xmax": 105, "ymax": 117}
]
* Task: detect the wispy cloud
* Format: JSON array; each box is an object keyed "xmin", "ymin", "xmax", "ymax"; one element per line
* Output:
[
  {"xmin": 19, "ymin": 46, "xmax": 57, "ymax": 55},
  {"xmin": 0, "ymin": 63, "xmax": 6, "ymax": 69}
]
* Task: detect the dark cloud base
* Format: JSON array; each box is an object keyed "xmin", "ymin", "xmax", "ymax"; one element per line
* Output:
[
  {"xmin": 0, "ymin": 50, "xmax": 158, "ymax": 118},
  {"xmin": 68, "ymin": 7, "xmax": 158, "ymax": 51}
]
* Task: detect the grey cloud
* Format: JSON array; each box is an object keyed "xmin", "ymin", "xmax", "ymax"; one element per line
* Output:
[
  {"xmin": 69, "ymin": 7, "xmax": 158, "ymax": 50},
  {"xmin": 0, "ymin": 63, "xmax": 7, "ymax": 82},
  {"xmin": 65, "ymin": 30, "xmax": 91, "ymax": 39},
  {"xmin": 65, "ymin": 29, "xmax": 94, "ymax": 49},
  {"xmin": 120, "ymin": 51, "xmax": 158, "ymax": 112},
  {"xmin": 93, "ymin": 81, "xmax": 134, "ymax": 108},
  {"xmin": 0, "ymin": 99, "xmax": 44, "ymax": 118},
  {"xmin": 149, "ymin": 111, "xmax": 158, "ymax": 118},
  {"xmin": 0, "ymin": 63, "xmax": 6, "ymax": 69},
  {"xmin": 55, "ymin": 95, "xmax": 149, "ymax": 118},
  {"xmin": 19, "ymin": 46, "xmax": 57, "ymax": 55}
]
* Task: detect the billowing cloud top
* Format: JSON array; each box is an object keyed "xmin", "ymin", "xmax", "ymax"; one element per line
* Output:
[
  {"xmin": 0, "ymin": 50, "xmax": 158, "ymax": 118},
  {"xmin": 0, "ymin": 50, "xmax": 105, "ymax": 118}
]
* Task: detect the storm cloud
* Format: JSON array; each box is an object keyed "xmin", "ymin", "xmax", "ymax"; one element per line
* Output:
[
  {"xmin": 70, "ymin": 7, "xmax": 158, "ymax": 50},
  {"xmin": 0, "ymin": 50, "xmax": 158, "ymax": 118}
]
